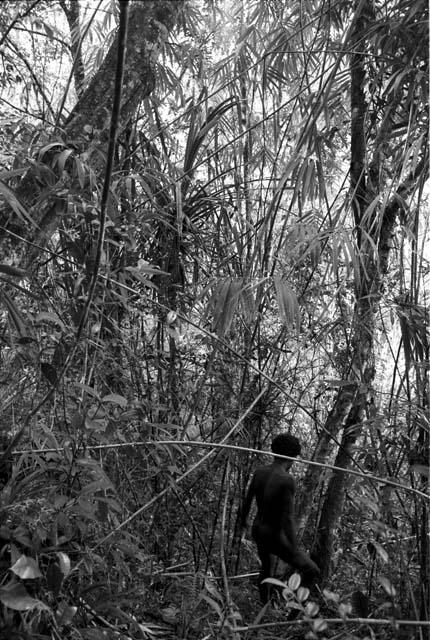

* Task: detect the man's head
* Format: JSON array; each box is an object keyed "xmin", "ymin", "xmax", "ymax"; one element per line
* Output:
[{"xmin": 271, "ymin": 433, "xmax": 301, "ymax": 463}]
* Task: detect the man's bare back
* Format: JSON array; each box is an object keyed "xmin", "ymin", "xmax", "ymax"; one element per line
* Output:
[{"xmin": 240, "ymin": 434, "xmax": 320, "ymax": 603}]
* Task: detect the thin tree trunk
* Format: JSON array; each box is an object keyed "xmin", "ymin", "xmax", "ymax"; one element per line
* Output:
[
  {"xmin": 307, "ymin": 0, "xmax": 429, "ymax": 578},
  {"xmin": 311, "ymin": 402, "xmax": 363, "ymax": 580},
  {"xmin": 296, "ymin": 0, "xmax": 372, "ymax": 543},
  {"xmin": 296, "ymin": 382, "xmax": 357, "ymax": 538},
  {"xmin": 59, "ymin": 0, "xmax": 85, "ymax": 97}
]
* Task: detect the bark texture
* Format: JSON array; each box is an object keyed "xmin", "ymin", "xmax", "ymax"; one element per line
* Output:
[
  {"xmin": 1, "ymin": 0, "xmax": 184, "ymax": 262},
  {"xmin": 65, "ymin": 1, "xmax": 182, "ymax": 139}
]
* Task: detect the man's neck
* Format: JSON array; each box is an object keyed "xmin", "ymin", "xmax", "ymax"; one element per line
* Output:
[{"xmin": 272, "ymin": 459, "xmax": 293, "ymax": 472}]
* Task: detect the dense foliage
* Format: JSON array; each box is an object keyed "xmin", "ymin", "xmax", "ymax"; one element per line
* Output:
[{"xmin": 0, "ymin": 1, "xmax": 428, "ymax": 638}]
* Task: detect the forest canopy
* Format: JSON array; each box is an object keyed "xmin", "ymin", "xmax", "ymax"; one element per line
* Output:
[{"xmin": 0, "ymin": 1, "xmax": 428, "ymax": 638}]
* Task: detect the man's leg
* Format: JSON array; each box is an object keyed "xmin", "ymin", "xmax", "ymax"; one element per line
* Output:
[
  {"xmin": 256, "ymin": 543, "xmax": 272, "ymax": 603},
  {"xmin": 252, "ymin": 523, "xmax": 276, "ymax": 604},
  {"xmin": 272, "ymin": 541, "xmax": 320, "ymax": 619},
  {"xmin": 275, "ymin": 537, "xmax": 320, "ymax": 589},
  {"xmin": 289, "ymin": 548, "xmax": 320, "ymax": 589}
]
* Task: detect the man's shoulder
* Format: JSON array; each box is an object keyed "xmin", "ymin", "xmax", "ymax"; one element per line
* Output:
[
  {"xmin": 283, "ymin": 472, "xmax": 296, "ymax": 489},
  {"xmin": 253, "ymin": 465, "xmax": 294, "ymax": 482},
  {"xmin": 253, "ymin": 464, "xmax": 272, "ymax": 477},
  {"xmin": 261, "ymin": 466, "xmax": 295, "ymax": 489}
]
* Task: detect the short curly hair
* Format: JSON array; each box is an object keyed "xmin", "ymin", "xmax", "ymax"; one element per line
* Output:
[{"xmin": 271, "ymin": 433, "xmax": 301, "ymax": 458}]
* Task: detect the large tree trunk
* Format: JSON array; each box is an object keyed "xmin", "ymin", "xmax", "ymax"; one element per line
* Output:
[
  {"xmin": 0, "ymin": 0, "xmax": 184, "ymax": 399},
  {"xmin": 64, "ymin": 1, "xmax": 182, "ymax": 138},
  {"xmin": 2, "ymin": 0, "xmax": 183, "ymax": 264}
]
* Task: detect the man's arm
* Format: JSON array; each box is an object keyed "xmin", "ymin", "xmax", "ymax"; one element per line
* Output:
[
  {"xmin": 283, "ymin": 513, "xmax": 298, "ymax": 548},
  {"xmin": 240, "ymin": 475, "xmax": 255, "ymax": 529}
]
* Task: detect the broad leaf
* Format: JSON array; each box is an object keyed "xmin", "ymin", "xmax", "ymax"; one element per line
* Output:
[
  {"xmin": 11, "ymin": 555, "xmax": 42, "ymax": 580},
  {"xmin": 0, "ymin": 581, "xmax": 41, "ymax": 611}
]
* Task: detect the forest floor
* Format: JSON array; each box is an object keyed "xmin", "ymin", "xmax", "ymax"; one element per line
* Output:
[{"xmin": 140, "ymin": 574, "xmax": 410, "ymax": 640}]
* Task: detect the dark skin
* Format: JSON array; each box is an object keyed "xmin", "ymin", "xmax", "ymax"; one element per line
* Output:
[{"xmin": 241, "ymin": 455, "xmax": 320, "ymax": 603}]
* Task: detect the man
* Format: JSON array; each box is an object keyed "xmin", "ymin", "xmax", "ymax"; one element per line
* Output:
[{"xmin": 240, "ymin": 433, "xmax": 320, "ymax": 603}]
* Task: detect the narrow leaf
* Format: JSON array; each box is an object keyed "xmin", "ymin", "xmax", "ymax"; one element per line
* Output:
[
  {"xmin": 0, "ymin": 264, "xmax": 27, "ymax": 278},
  {"xmin": 101, "ymin": 393, "xmax": 128, "ymax": 407},
  {"xmin": 262, "ymin": 577, "xmax": 288, "ymax": 589},
  {"xmin": 1, "ymin": 290, "xmax": 29, "ymax": 338},
  {"xmin": 0, "ymin": 181, "xmax": 36, "ymax": 226},
  {"xmin": 273, "ymin": 278, "xmax": 300, "ymax": 333},
  {"xmin": 55, "ymin": 149, "xmax": 74, "ymax": 173},
  {"xmin": 379, "ymin": 576, "xmax": 396, "ymax": 596},
  {"xmin": 57, "ymin": 552, "xmax": 71, "ymax": 577}
]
